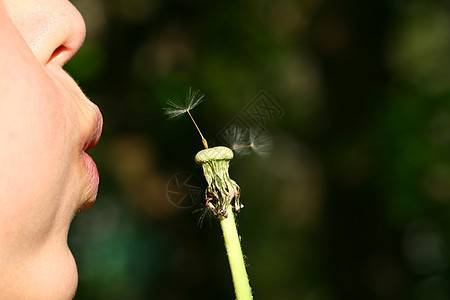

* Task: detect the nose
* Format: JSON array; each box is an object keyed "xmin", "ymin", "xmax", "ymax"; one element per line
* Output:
[
  {"xmin": 45, "ymin": 2, "xmax": 87, "ymax": 67},
  {"xmin": 5, "ymin": 0, "xmax": 86, "ymax": 67}
]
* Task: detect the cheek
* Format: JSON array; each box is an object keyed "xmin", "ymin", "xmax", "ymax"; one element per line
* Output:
[
  {"xmin": 0, "ymin": 81, "xmax": 79, "ymax": 298},
  {"xmin": 0, "ymin": 68, "xmax": 78, "ymax": 251},
  {"xmin": 0, "ymin": 82, "xmax": 72, "ymax": 209}
]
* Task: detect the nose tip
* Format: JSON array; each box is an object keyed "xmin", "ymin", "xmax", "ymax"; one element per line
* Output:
[
  {"xmin": 6, "ymin": 0, "xmax": 87, "ymax": 66},
  {"xmin": 46, "ymin": 2, "xmax": 87, "ymax": 66}
]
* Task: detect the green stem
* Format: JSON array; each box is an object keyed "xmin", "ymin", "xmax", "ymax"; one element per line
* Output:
[{"xmin": 220, "ymin": 206, "xmax": 253, "ymax": 300}]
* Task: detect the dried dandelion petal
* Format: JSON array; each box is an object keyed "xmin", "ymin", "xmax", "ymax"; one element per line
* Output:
[{"xmin": 195, "ymin": 146, "xmax": 242, "ymax": 217}]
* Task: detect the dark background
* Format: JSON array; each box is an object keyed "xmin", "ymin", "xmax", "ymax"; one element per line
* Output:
[{"xmin": 67, "ymin": 0, "xmax": 450, "ymax": 299}]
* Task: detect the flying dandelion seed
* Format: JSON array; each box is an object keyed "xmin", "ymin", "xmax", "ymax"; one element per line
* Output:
[
  {"xmin": 163, "ymin": 87, "xmax": 205, "ymax": 119},
  {"xmin": 164, "ymin": 87, "xmax": 208, "ymax": 148},
  {"xmin": 226, "ymin": 128, "xmax": 273, "ymax": 158},
  {"xmin": 249, "ymin": 130, "xmax": 272, "ymax": 158},
  {"xmin": 222, "ymin": 125, "xmax": 251, "ymax": 156}
]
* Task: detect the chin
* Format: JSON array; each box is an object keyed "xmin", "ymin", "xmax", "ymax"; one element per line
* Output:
[
  {"xmin": 54, "ymin": 249, "xmax": 79, "ymax": 300},
  {"xmin": 39, "ymin": 245, "xmax": 79, "ymax": 300},
  {"xmin": 3, "ymin": 243, "xmax": 79, "ymax": 299}
]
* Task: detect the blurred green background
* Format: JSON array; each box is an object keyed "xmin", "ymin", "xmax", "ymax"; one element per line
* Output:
[{"xmin": 67, "ymin": 0, "xmax": 450, "ymax": 299}]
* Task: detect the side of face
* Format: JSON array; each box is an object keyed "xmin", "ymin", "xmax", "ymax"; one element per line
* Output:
[{"xmin": 0, "ymin": 0, "xmax": 101, "ymax": 298}]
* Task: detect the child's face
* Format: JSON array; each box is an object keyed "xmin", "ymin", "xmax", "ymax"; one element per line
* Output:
[{"xmin": 0, "ymin": 0, "xmax": 101, "ymax": 298}]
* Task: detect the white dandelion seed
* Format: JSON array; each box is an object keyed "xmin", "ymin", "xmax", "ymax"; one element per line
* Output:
[
  {"xmin": 249, "ymin": 130, "xmax": 272, "ymax": 157},
  {"xmin": 222, "ymin": 124, "xmax": 251, "ymax": 156},
  {"xmin": 164, "ymin": 87, "xmax": 205, "ymax": 119},
  {"xmin": 164, "ymin": 87, "xmax": 208, "ymax": 148},
  {"xmin": 227, "ymin": 127, "xmax": 273, "ymax": 158}
]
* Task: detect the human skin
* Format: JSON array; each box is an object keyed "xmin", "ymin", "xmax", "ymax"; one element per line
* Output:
[{"xmin": 0, "ymin": 0, "xmax": 101, "ymax": 298}]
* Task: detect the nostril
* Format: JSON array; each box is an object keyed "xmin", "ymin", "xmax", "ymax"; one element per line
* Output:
[{"xmin": 48, "ymin": 45, "xmax": 72, "ymax": 66}]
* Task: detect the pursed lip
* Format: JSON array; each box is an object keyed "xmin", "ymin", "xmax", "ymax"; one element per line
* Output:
[
  {"xmin": 83, "ymin": 108, "xmax": 103, "ymax": 152},
  {"xmin": 79, "ymin": 152, "xmax": 100, "ymax": 210},
  {"xmin": 79, "ymin": 108, "xmax": 103, "ymax": 210}
]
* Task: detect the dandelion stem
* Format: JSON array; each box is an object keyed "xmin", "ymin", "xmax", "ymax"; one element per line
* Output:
[
  {"xmin": 220, "ymin": 206, "xmax": 253, "ymax": 300},
  {"xmin": 187, "ymin": 110, "xmax": 208, "ymax": 149}
]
